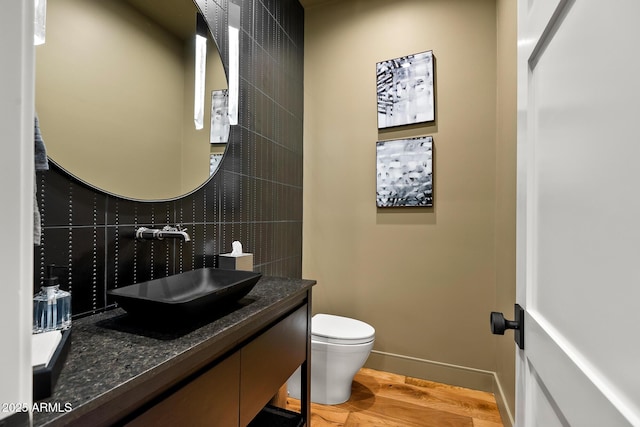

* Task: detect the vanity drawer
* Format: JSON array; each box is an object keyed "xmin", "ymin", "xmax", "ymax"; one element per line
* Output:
[
  {"xmin": 240, "ymin": 304, "xmax": 308, "ymax": 426},
  {"xmin": 126, "ymin": 352, "xmax": 240, "ymax": 427}
]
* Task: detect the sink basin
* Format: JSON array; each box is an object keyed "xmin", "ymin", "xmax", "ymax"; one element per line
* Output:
[{"xmin": 107, "ymin": 268, "xmax": 262, "ymax": 319}]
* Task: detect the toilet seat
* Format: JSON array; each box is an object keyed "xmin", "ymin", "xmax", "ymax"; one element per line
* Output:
[{"xmin": 311, "ymin": 314, "xmax": 375, "ymax": 345}]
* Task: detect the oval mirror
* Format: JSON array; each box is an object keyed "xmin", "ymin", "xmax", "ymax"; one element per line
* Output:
[{"xmin": 35, "ymin": 0, "xmax": 228, "ymax": 201}]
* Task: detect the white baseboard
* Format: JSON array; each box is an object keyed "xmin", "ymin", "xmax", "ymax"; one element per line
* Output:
[{"xmin": 366, "ymin": 350, "xmax": 514, "ymax": 426}]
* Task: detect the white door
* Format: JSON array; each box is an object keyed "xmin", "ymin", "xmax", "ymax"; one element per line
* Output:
[{"xmin": 516, "ymin": 0, "xmax": 640, "ymax": 425}]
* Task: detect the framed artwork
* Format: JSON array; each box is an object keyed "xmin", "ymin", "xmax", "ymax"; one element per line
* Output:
[
  {"xmin": 376, "ymin": 50, "xmax": 435, "ymax": 129},
  {"xmin": 209, "ymin": 153, "xmax": 223, "ymax": 175},
  {"xmin": 210, "ymin": 89, "xmax": 230, "ymax": 143},
  {"xmin": 376, "ymin": 136, "xmax": 433, "ymax": 207}
]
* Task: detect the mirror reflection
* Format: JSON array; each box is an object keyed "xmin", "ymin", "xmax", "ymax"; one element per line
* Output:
[{"xmin": 35, "ymin": 0, "xmax": 228, "ymax": 201}]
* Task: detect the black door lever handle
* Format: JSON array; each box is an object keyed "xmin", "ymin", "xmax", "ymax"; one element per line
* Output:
[{"xmin": 490, "ymin": 304, "xmax": 525, "ymax": 349}]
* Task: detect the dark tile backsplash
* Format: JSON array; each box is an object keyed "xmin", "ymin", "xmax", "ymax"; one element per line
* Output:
[{"xmin": 34, "ymin": 0, "xmax": 304, "ymax": 318}]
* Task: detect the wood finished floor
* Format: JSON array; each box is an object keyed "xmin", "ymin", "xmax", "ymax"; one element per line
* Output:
[{"xmin": 286, "ymin": 368, "xmax": 504, "ymax": 427}]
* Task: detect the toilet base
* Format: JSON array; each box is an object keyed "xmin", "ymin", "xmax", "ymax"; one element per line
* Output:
[
  {"xmin": 287, "ymin": 365, "xmax": 353, "ymax": 405},
  {"xmin": 287, "ymin": 339, "xmax": 374, "ymax": 405}
]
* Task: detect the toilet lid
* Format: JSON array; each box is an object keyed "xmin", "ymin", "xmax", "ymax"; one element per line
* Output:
[{"xmin": 312, "ymin": 314, "xmax": 375, "ymax": 345}]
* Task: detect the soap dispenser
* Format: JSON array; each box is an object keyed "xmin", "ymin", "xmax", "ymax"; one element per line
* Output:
[{"xmin": 33, "ymin": 265, "xmax": 71, "ymax": 333}]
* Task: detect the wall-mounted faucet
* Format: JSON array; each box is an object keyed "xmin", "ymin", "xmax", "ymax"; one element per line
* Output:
[{"xmin": 135, "ymin": 225, "xmax": 191, "ymax": 242}]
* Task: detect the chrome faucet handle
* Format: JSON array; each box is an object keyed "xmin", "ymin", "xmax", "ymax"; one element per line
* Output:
[{"xmin": 162, "ymin": 225, "xmax": 188, "ymax": 232}]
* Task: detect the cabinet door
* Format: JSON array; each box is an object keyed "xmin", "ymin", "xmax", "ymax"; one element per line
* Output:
[
  {"xmin": 240, "ymin": 304, "xmax": 307, "ymax": 426},
  {"xmin": 127, "ymin": 352, "xmax": 240, "ymax": 427}
]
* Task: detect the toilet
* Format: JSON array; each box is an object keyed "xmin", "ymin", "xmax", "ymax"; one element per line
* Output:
[{"xmin": 288, "ymin": 314, "xmax": 375, "ymax": 405}]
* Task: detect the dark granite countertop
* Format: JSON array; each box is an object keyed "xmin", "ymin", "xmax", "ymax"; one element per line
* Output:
[{"xmin": 33, "ymin": 276, "xmax": 315, "ymax": 427}]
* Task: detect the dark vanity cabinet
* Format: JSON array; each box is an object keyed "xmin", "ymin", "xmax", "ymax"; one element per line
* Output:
[
  {"xmin": 127, "ymin": 305, "xmax": 309, "ymax": 427},
  {"xmin": 33, "ymin": 278, "xmax": 314, "ymax": 427}
]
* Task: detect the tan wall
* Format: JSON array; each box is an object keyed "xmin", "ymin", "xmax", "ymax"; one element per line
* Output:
[
  {"xmin": 495, "ymin": 0, "xmax": 517, "ymax": 420},
  {"xmin": 304, "ymin": 0, "xmax": 502, "ymax": 382}
]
